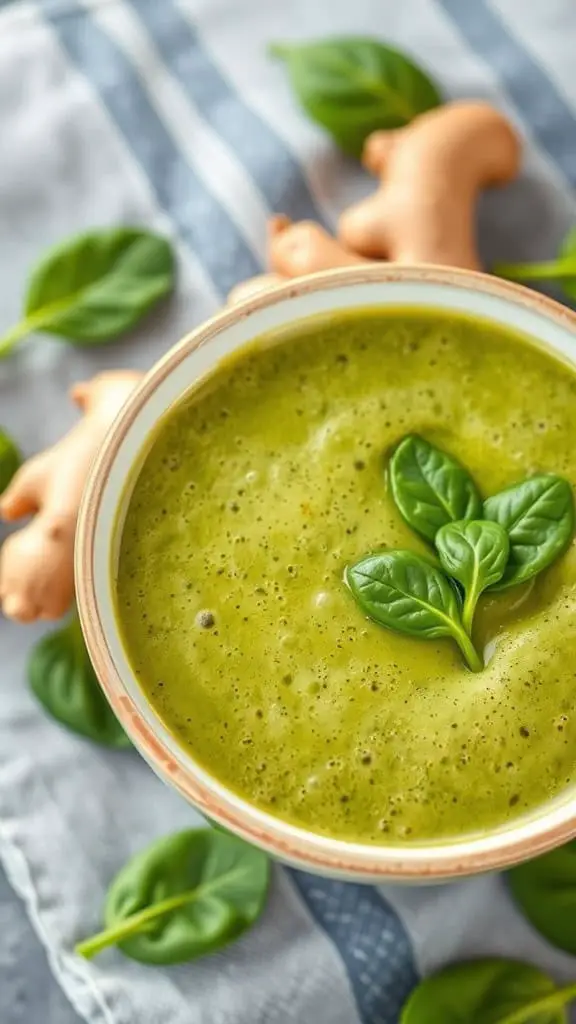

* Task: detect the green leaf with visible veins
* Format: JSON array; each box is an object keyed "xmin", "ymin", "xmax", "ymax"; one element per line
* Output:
[
  {"xmin": 484, "ymin": 474, "xmax": 574, "ymax": 589},
  {"xmin": 270, "ymin": 37, "xmax": 441, "ymax": 155},
  {"xmin": 435, "ymin": 519, "xmax": 509, "ymax": 632},
  {"xmin": 0, "ymin": 227, "xmax": 176, "ymax": 357},
  {"xmin": 76, "ymin": 828, "xmax": 270, "ymax": 964},
  {"xmin": 389, "ymin": 434, "xmax": 483, "ymax": 542},
  {"xmin": 345, "ymin": 549, "xmax": 482, "ymax": 671}
]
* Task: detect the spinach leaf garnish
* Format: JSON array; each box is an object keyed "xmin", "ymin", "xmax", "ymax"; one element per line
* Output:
[
  {"xmin": 389, "ymin": 434, "xmax": 482, "ymax": 542},
  {"xmin": 346, "ymin": 550, "xmax": 482, "ymax": 671},
  {"xmin": 346, "ymin": 435, "xmax": 574, "ymax": 672},
  {"xmin": 484, "ymin": 474, "xmax": 574, "ymax": 589},
  {"xmin": 435, "ymin": 520, "xmax": 509, "ymax": 632}
]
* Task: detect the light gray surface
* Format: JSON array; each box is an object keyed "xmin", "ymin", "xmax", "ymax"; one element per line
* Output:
[
  {"xmin": 2, "ymin": 1, "xmax": 576, "ymax": 1023},
  {"xmin": 0, "ymin": 863, "xmax": 81, "ymax": 1024}
]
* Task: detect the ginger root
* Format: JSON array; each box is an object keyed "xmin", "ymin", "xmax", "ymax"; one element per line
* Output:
[
  {"xmin": 228, "ymin": 214, "xmax": 366, "ymax": 305},
  {"xmin": 229, "ymin": 104, "xmax": 520, "ymax": 303},
  {"xmin": 0, "ymin": 370, "xmax": 142, "ymax": 623},
  {"xmin": 268, "ymin": 214, "xmax": 366, "ymax": 276},
  {"xmin": 338, "ymin": 101, "xmax": 521, "ymax": 269}
]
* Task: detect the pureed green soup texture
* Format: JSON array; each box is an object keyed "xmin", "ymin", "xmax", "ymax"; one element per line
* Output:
[{"xmin": 117, "ymin": 310, "xmax": 576, "ymax": 845}]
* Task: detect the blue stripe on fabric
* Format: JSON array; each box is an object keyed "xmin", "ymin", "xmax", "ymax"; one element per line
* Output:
[
  {"xmin": 126, "ymin": 0, "xmax": 324, "ymax": 224},
  {"xmin": 289, "ymin": 870, "xmax": 418, "ymax": 1024},
  {"xmin": 436, "ymin": 0, "xmax": 576, "ymax": 186},
  {"xmin": 43, "ymin": 7, "xmax": 260, "ymax": 297}
]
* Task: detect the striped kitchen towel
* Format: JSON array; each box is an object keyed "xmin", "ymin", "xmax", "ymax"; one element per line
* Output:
[{"xmin": 0, "ymin": 1, "xmax": 576, "ymax": 1022}]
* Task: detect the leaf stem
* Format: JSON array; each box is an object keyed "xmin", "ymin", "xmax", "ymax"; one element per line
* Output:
[
  {"xmin": 75, "ymin": 865, "xmax": 249, "ymax": 958},
  {"xmin": 0, "ymin": 292, "xmax": 83, "ymax": 358},
  {"xmin": 453, "ymin": 628, "xmax": 483, "ymax": 673},
  {"xmin": 494, "ymin": 258, "xmax": 576, "ymax": 282},
  {"xmin": 462, "ymin": 591, "xmax": 477, "ymax": 636},
  {"xmin": 0, "ymin": 318, "xmax": 34, "ymax": 358},
  {"xmin": 498, "ymin": 981, "xmax": 576, "ymax": 1024},
  {"xmin": 75, "ymin": 890, "xmax": 198, "ymax": 959}
]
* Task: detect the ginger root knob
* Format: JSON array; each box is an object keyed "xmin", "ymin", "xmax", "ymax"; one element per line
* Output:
[
  {"xmin": 227, "ymin": 214, "xmax": 368, "ymax": 305},
  {"xmin": 0, "ymin": 370, "xmax": 142, "ymax": 623},
  {"xmin": 339, "ymin": 101, "xmax": 521, "ymax": 270},
  {"xmin": 269, "ymin": 215, "xmax": 366, "ymax": 276}
]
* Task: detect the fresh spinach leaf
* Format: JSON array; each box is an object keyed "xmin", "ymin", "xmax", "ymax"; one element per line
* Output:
[
  {"xmin": 75, "ymin": 827, "xmax": 270, "ymax": 964},
  {"xmin": 28, "ymin": 615, "xmax": 130, "ymax": 748},
  {"xmin": 0, "ymin": 227, "xmax": 175, "ymax": 357},
  {"xmin": 389, "ymin": 434, "xmax": 483, "ymax": 542},
  {"xmin": 494, "ymin": 227, "xmax": 576, "ymax": 302},
  {"xmin": 484, "ymin": 474, "xmax": 574, "ymax": 588},
  {"xmin": 348, "ymin": 437, "xmax": 574, "ymax": 672},
  {"xmin": 508, "ymin": 841, "xmax": 576, "ymax": 956},
  {"xmin": 345, "ymin": 549, "xmax": 482, "ymax": 671},
  {"xmin": 270, "ymin": 37, "xmax": 441, "ymax": 156},
  {"xmin": 435, "ymin": 519, "xmax": 509, "ymax": 632},
  {"xmin": 400, "ymin": 957, "xmax": 576, "ymax": 1023},
  {"xmin": 0, "ymin": 429, "xmax": 21, "ymax": 493}
]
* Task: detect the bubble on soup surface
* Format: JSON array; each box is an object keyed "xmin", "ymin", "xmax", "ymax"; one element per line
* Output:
[{"xmin": 196, "ymin": 610, "xmax": 215, "ymax": 629}]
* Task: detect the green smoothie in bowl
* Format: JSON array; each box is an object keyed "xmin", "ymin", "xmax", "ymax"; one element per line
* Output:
[{"xmin": 115, "ymin": 308, "xmax": 576, "ymax": 847}]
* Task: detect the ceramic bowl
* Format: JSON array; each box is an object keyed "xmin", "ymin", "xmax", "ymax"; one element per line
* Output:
[{"xmin": 76, "ymin": 264, "xmax": 576, "ymax": 883}]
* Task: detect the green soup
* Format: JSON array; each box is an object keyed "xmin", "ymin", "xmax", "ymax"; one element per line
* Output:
[{"xmin": 116, "ymin": 309, "xmax": 576, "ymax": 845}]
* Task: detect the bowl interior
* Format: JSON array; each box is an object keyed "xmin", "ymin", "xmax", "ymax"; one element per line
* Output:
[{"xmin": 77, "ymin": 266, "xmax": 576, "ymax": 880}]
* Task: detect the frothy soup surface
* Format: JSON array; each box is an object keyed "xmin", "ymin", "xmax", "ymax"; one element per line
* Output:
[{"xmin": 117, "ymin": 310, "xmax": 576, "ymax": 844}]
